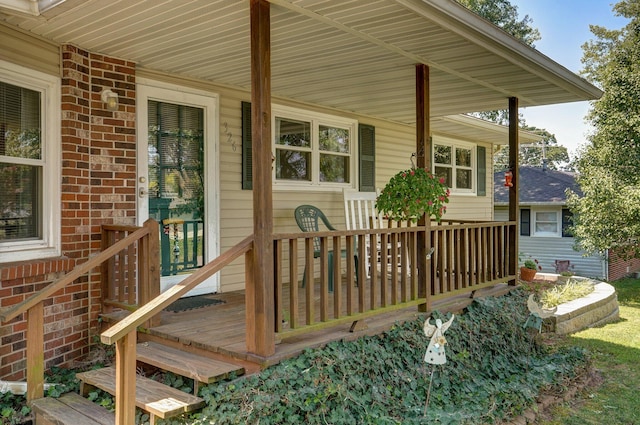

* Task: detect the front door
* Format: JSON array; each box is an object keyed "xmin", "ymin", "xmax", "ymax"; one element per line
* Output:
[{"xmin": 137, "ymin": 81, "xmax": 219, "ymax": 296}]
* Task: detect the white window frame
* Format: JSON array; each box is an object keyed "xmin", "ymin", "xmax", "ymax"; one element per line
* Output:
[
  {"xmin": 532, "ymin": 208, "xmax": 561, "ymax": 237},
  {"xmin": 0, "ymin": 61, "xmax": 60, "ymax": 263},
  {"xmin": 432, "ymin": 136, "xmax": 476, "ymax": 195},
  {"xmin": 271, "ymin": 104, "xmax": 357, "ymax": 191}
]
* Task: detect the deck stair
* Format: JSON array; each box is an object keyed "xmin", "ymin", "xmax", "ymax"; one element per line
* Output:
[
  {"xmin": 135, "ymin": 341, "xmax": 246, "ymax": 392},
  {"xmin": 76, "ymin": 366, "xmax": 205, "ymax": 424},
  {"xmin": 31, "ymin": 392, "xmax": 115, "ymax": 425}
]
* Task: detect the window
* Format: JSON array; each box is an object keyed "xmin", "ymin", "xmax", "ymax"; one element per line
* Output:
[
  {"xmin": 272, "ymin": 105, "xmax": 356, "ymax": 189},
  {"xmin": 521, "ymin": 208, "xmax": 564, "ymax": 238},
  {"xmin": 433, "ymin": 139, "xmax": 475, "ymax": 193},
  {"xmin": 533, "ymin": 210, "xmax": 560, "ymax": 237},
  {"xmin": 0, "ymin": 61, "xmax": 60, "ymax": 262}
]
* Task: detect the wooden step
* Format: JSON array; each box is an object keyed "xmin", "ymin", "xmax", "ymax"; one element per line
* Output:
[
  {"xmin": 31, "ymin": 392, "xmax": 115, "ymax": 425},
  {"xmin": 136, "ymin": 341, "xmax": 245, "ymax": 392},
  {"xmin": 76, "ymin": 366, "xmax": 205, "ymax": 421}
]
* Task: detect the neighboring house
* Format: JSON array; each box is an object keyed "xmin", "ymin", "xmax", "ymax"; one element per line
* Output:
[
  {"xmin": 0, "ymin": 0, "xmax": 602, "ymax": 389},
  {"xmin": 494, "ymin": 166, "xmax": 607, "ymax": 279}
]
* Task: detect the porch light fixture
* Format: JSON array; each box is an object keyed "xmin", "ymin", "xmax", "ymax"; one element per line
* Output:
[{"xmin": 101, "ymin": 89, "xmax": 118, "ymax": 111}]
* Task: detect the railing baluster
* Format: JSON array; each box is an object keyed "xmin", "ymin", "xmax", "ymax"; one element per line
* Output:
[
  {"xmin": 333, "ymin": 235, "xmax": 342, "ymax": 319},
  {"xmin": 319, "ymin": 237, "xmax": 329, "ymax": 322},
  {"xmin": 345, "ymin": 235, "xmax": 355, "ymax": 316},
  {"xmin": 359, "ymin": 234, "xmax": 367, "ymax": 313},
  {"xmin": 274, "ymin": 240, "xmax": 283, "ymax": 332},
  {"xmin": 304, "ymin": 237, "xmax": 314, "ymax": 326},
  {"xmin": 289, "ymin": 239, "xmax": 298, "ymax": 328},
  {"xmin": 127, "ymin": 241, "xmax": 136, "ymax": 305}
]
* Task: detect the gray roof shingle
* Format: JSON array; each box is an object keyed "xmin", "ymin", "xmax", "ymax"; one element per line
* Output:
[{"xmin": 494, "ymin": 166, "xmax": 582, "ymax": 205}]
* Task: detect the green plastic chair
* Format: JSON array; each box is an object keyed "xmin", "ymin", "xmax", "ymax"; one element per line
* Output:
[{"xmin": 294, "ymin": 205, "xmax": 358, "ymax": 291}]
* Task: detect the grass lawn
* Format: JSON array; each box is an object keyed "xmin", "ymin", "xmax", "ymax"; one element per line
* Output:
[{"xmin": 542, "ymin": 278, "xmax": 640, "ymax": 424}]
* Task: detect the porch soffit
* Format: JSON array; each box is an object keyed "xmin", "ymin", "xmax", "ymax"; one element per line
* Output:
[{"xmin": 0, "ymin": 0, "xmax": 602, "ymax": 124}]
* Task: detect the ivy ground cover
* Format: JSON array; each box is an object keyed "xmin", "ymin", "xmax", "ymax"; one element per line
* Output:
[{"xmin": 185, "ymin": 290, "xmax": 587, "ymax": 425}]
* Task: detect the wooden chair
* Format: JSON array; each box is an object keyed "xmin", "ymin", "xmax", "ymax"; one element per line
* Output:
[
  {"xmin": 294, "ymin": 205, "xmax": 358, "ymax": 291},
  {"xmin": 342, "ymin": 189, "xmax": 383, "ymax": 277}
]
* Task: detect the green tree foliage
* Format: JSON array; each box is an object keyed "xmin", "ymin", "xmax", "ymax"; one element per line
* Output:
[
  {"xmin": 567, "ymin": 0, "xmax": 640, "ymax": 258},
  {"xmin": 494, "ymin": 127, "xmax": 570, "ymax": 171},
  {"xmin": 456, "ymin": 0, "xmax": 541, "ymax": 47}
]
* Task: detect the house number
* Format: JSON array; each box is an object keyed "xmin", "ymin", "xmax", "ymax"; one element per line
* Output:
[{"xmin": 223, "ymin": 122, "xmax": 236, "ymax": 152}]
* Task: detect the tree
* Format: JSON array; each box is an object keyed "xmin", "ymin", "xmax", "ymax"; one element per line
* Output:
[
  {"xmin": 456, "ymin": 0, "xmax": 541, "ymax": 47},
  {"xmin": 493, "ymin": 126, "xmax": 571, "ymax": 171},
  {"xmin": 567, "ymin": 0, "xmax": 640, "ymax": 258}
]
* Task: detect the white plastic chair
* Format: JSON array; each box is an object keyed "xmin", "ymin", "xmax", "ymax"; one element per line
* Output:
[{"xmin": 343, "ymin": 188, "xmax": 383, "ymax": 277}]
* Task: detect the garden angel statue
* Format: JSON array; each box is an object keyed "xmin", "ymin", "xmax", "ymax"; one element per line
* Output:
[{"xmin": 423, "ymin": 315, "xmax": 455, "ymax": 365}]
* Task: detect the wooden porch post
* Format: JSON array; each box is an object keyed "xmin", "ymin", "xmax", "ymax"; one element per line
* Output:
[
  {"xmin": 416, "ymin": 64, "xmax": 432, "ymax": 311},
  {"xmin": 247, "ymin": 0, "xmax": 275, "ymax": 357},
  {"xmin": 508, "ymin": 97, "xmax": 519, "ymax": 284}
]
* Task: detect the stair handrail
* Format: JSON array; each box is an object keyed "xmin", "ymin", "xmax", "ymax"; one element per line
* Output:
[
  {"xmin": 0, "ymin": 221, "xmax": 155, "ymax": 324},
  {"xmin": 100, "ymin": 235, "xmax": 254, "ymax": 345}
]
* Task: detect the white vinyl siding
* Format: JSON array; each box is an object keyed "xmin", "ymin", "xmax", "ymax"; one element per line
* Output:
[{"xmin": 138, "ymin": 69, "xmax": 496, "ymax": 292}]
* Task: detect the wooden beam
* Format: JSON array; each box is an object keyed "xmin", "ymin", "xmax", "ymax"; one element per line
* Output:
[
  {"xmin": 114, "ymin": 330, "xmax": 136, "ymax": 425},
  {"xmin": 247, "ymin": 0, "xmax": 275, "ymax": 357},
  {"xmin": 26, "ymin": 302, "xmax": 44, "ymax": 402},
  {"xmin": 415, "ymin": 63, "xmax": 431, "ymax": 311},
  {"xmin": 508, "ymin": 97, "xmax": 519, "ymax": 284}
]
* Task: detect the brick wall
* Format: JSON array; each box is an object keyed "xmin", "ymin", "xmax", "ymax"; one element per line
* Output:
[
  {"xmin": 0, "ymin": 46, "xmax": 136, "ymax": 380},
  {"xmin": 608, "ymin": 249, "xmax": 640, "ymax": 282}
]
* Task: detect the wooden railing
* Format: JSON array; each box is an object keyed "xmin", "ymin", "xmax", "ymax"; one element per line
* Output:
[
  {"xmin": 100, "ymin": 235, "xmax": 254, "ymax": 424},
  {"xmin": 101, "ymin": 223, "xmax": 160, "ymax": 319},
  {"xmin": 273, "ymin": 220, "xmax": 517, "ymax": 336},
  {"xmin": 273, "ymin": 225, "xmax": 424, "ymax": 336},
  {"xmin": 0, "ymin": 219, "xmax": 158, "ymax": 403},
  {"xmin": 429, "ymin": 220, "xmax": 517, "ymax": 301}
]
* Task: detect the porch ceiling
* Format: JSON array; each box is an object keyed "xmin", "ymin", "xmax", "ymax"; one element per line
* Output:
[{"xmin": 0, "ymin": 0, "xmax": 602, "ymax": 123}]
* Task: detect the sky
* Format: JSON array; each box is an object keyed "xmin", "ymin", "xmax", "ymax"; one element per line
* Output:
[{"xmin": 509, "ymin": 0, "xmax": 629, "ymax": 159}]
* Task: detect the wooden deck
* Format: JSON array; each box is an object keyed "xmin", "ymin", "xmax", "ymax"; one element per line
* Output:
[{"xmin": 129, "ymin": 278, "xmax": 515, "ymax": 370}]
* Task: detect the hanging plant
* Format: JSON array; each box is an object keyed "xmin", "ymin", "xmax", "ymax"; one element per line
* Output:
[{"xmin": 376, "ymin": 167, "xmax": 450, "ymax": 223}]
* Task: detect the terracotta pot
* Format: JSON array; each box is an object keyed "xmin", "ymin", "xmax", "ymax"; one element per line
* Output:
[{"xmin": 520, "ymin": 267, "xmax": 537, "ymax": 282}]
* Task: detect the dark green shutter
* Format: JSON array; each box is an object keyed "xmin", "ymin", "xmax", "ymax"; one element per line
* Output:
[
  {"xmin": 359, "ymin": 124, "xmax": 375, "ymax": 192},
  {"xmin": 477, "ymin": 146, "xmax": 486, "ymax": 196},
  {"xmin": 561, "ymin": 208, "xmax": 573, "ymax": 237},
  {"xmin": 520, "ymin": 208, "xmax": 531, "ymax": 236},
  {"xmin": 241, "ymin": 101, "xmax": 252, "ymax": 190}
]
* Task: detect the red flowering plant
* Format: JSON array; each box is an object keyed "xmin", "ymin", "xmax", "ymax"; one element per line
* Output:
[{"xmin": 376, "ymin": 167, "xmax": 450, "ymax": 223}]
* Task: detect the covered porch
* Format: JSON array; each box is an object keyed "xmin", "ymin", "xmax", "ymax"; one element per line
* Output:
[
  {"xmin": 96, "ymin": 217, "xmax": 516, "ymax": 364},
  {"xmin": 0, "ymin": 0, "xmax": 603, "ymax": 422}
]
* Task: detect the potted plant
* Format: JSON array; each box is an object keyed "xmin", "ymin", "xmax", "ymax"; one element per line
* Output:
[
  {"xmin": 376, "ymin": 167, "xmax": 450, "ymax": 223},
  {"xmin": 519, "ymin": 253, "xmax": 542, "ymax": 282}
]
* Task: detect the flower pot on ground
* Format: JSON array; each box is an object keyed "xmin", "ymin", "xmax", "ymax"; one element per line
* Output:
[
  {"xmin": 520, "ymin": 266, "xmax": 538, "ymax": 282},
  {"xmin": 519, "ymin": 252, "xmax": 542, "ymax": 282}
]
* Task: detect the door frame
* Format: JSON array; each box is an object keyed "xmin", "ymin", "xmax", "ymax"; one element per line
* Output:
[{"xmin": 136, "ymin": 78, "xmax": 220, "ymax": 295}]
